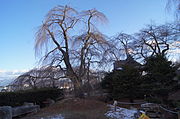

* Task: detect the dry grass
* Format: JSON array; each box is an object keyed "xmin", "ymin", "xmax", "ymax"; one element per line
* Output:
[{"xmin": 20, "ymin": 98, "xmax": 108, "ymax": 119}]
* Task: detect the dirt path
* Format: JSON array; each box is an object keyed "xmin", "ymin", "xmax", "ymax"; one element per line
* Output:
[{"xmin": 19, "ymin": 98, "xmax": 108, "ymax": 119}]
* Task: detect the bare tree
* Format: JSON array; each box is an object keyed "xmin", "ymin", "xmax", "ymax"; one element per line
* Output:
[
  {"xmin": 134, "ymin": 23, "xmax": 180, "ymax": 60},
  {"xmin": 113, "ymin": 33, "xmax": 136, "ymax": 59},
  {"xmin": 106, "ymin": 23, "xmax": 180, "ymax": 63},
  {"xmin": 12, "ymin": 66, "xmax": 66, "ymax": 90},
  {"xmin": 12, "ymin": 69, "xmax": 40, "ymax": 90},
  {"xmin": 35, "ymin": 5, "xmax": 108, "ymax": 97},
  {"xmin": 101, "ymin": 33, "xmax": 138, "ymax": 69}
]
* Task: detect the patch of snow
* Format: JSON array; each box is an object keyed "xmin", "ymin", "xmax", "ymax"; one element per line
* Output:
[
  {"xmin": 105, "ymin": 105, "xmax": 137, "ymax": 119},
  {"xmin": 41, "ymin": 114, "xmax": 64, "ymax": 119}
]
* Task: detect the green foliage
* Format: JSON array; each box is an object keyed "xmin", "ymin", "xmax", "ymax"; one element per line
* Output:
[
  {"xmin": 141, "ymin": 55, "xmax": 180, "ymax": 106},
  {"xmin": 102, "ymin": 55, "xmax": 178, "ymax": 103},
  {"xmin": 102, "ymin": 65, "xmax": 142, "ymax": 101},
  {"xmin": 172, "ymin": 101, "xmax": 180, "ymax": 108},
  {"xmin": 0, "ymin": 88, "xmax": 64, "ymax": 107},
  {"xmin": 145, "ymin": 55, "xmax": 176, "ymax": 84},
  {"xmin": 143, "ymin": 55, "xmax": 177, "ymax": 97},
  {"xmin": 145, "ymin": 97, "xmax": 162, "ymax": 104}
]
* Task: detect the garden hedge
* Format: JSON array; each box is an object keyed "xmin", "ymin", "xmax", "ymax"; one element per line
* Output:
[{"xmin": 0, "ymin": 88, "xmax": 64, "ymax": 107}]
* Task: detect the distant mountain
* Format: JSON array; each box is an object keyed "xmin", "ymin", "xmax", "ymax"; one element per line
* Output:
[
  {"xmin": 0, "ymin": 70, "xmax": 26, "ymax": 91},
  {"xmin": 0, "ymin": 77, "xmax": 15, "ymax": 87},
  {"xmin": 0, "ymin": 69, "xmax": 27, "ymax": 87}
]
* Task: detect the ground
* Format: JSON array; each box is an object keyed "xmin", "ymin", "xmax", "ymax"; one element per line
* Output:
[
  {"xmin": 19, "ymin": 98, "xmax": 108, "ymax": 119},
  {"xmin": 105, "ymin": 105, "xmax": 139, "ymax": 119}
]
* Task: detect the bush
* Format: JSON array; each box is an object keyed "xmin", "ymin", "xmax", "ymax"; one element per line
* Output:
[
  {"xmin": 146, "ymin": 97, "xmax": 162, "ymax": 104},
  {"xmin": 0, "ymin": 88, "xmax": 64, "ymax": 107},
  {"xmin": 101, "ymin": 65, "xmax": 142, "ymax": 101},
  {"xmin": 173, "ymin": 101, "xmax": 180, "ymax": 109}
]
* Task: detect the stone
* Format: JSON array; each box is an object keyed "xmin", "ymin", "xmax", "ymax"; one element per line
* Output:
[
  {"xmin": 0, "ymin": 106, "xmax": 12, "ymax": 119},
  {"xmin": 12, "ymin": 105, "xmax": 40, "ymax": 117}
]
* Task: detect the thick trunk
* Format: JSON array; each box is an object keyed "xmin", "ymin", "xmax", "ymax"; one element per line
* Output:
[
  {"xmin": 73, "ymin": 79, "xmax": 84, "ymax": 98},
  {"xmin": 62, "ymin": 52, "xmax": 85, "ymax": 98}
]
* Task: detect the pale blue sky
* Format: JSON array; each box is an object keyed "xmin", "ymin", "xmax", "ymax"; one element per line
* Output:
[{"xmin": 0, "ymin": 0, "xmax": 174, "ymax": 74}]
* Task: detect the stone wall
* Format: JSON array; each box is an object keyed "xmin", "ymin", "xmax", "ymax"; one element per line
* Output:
[{"xmin": 0, "ymin": 104, "xmax": 40, "ymax": 119}]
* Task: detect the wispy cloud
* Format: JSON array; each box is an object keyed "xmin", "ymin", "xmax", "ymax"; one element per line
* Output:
[
  {"xmin": 0, "ymin": 69, "xmax": 28, "ymax": 79},
  {"xmin": 0, "ymin": 69, "xmax": 28, "ymax": 86},
  {"xmin": 168, "ymin": 49, "xmax": 180, "ymax": 54}
]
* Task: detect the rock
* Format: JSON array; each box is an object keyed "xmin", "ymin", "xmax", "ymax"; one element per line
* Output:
[
  {"xmin": 0, "ymin": 105, "xmax": 40, "ymax": 118},
  {"xmin": 12, "ymin": 105, "xmax": 40, "ymax": 117},
  {"xmin": 0, "ymin": 106, "xmax": 12, "ymax": 119}
]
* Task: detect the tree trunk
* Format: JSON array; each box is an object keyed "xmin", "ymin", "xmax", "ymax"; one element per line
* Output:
[{"xmin": 73, "ymin": 80, "xmax": 84, "ymax": 98}]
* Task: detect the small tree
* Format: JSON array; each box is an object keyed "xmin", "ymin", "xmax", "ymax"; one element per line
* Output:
[
  {"xmin": 143, "ymin": 55, "xmax": 177, "ymax": 103},
  {"xmin": 102, "ymin": 65, "xmax": 142, "ymax": 102}
]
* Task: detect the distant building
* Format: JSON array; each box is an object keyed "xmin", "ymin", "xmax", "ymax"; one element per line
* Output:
[{"xmin": 114, "ymin": 55, "xmax": 142, "ymax": 70}]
